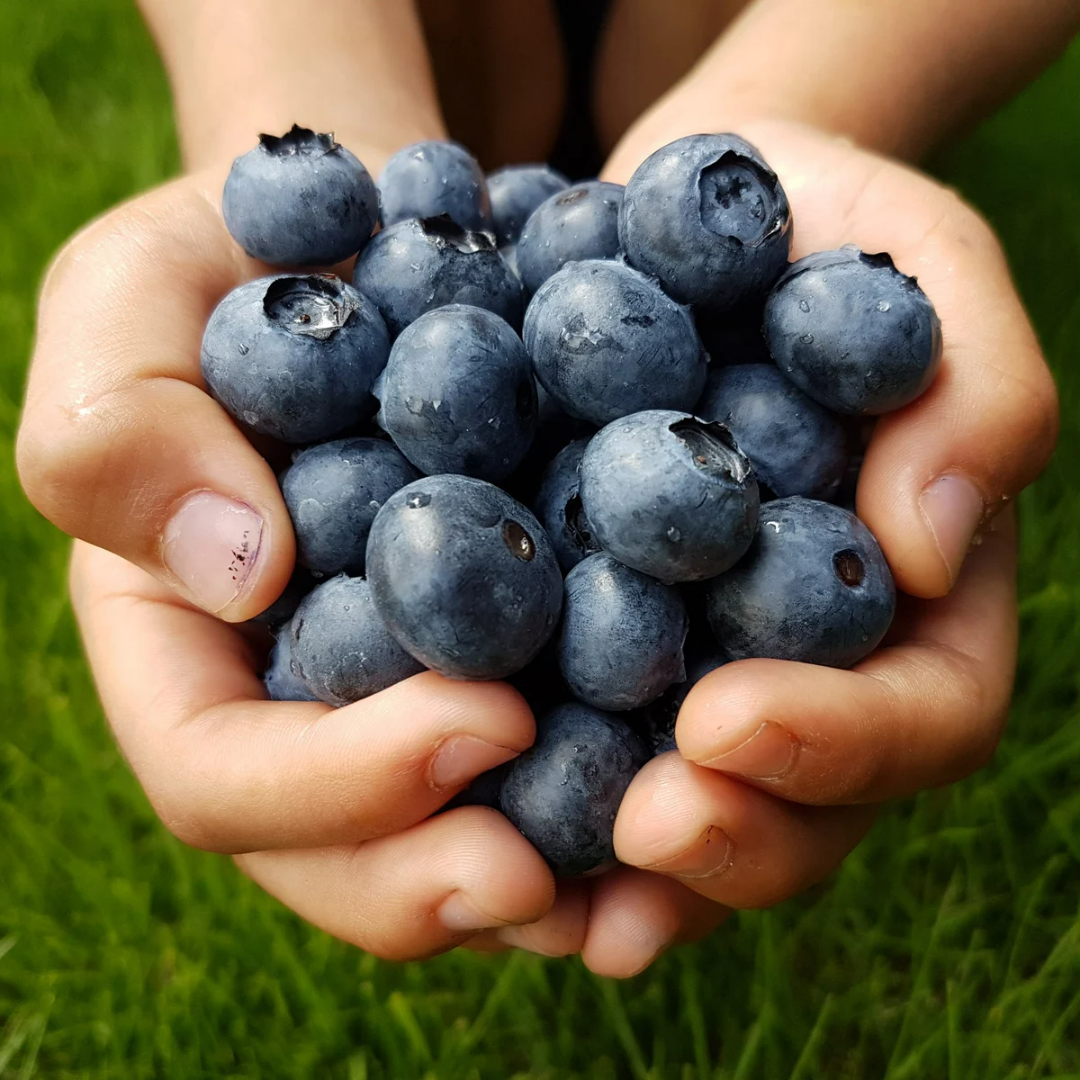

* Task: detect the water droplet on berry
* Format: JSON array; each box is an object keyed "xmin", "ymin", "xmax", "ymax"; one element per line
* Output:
[
  {"xmin": 406, "ymin": 493, "xmax": 431, "ymax": 509},
  {"xmin": 798, "ymin": 299, "xmax": 810, "ymax": 313}
]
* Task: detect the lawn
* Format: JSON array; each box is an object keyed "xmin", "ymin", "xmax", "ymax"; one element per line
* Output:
[{"xmin": 2, "ymin": 3, "xmax": 1080, "ymax": 1077}]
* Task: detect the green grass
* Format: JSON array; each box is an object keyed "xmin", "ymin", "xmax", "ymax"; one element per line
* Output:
[{"xmin": 2, "ymin": 3, "xmax": 1080, "ymax": 1076}]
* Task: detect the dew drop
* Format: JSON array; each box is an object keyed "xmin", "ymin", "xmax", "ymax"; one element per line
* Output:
[
  {"xmin": 503, "ymin": 520, "xmax": 535, "ymax": 561},
  {"xmin": 800, "ymin": 334, "xmax": 815, "ymax": 344},
  {"xmin": 406, "ymin": 493, "xmax": 431, "ymax": 509},
  {"xmin": 798, "ymin": 299, "xmax": 810, "ymax": 313},
  {"xmin": 666, "ymin": 526, "xmax": 682, "ymax": 542},
  {"xmin": 877, "ymin": 300, "xmax": 891, "ymax": 312}
]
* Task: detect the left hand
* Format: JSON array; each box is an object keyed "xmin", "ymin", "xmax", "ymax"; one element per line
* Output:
[{"xmin": 473, "ymin": 118, "xmax": 1057, "ymax": 977}]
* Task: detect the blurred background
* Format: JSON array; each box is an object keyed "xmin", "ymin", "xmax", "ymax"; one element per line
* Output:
[{"xmin": 2, "ymin": 3, "xmax": 1080, "ymax": 1077}]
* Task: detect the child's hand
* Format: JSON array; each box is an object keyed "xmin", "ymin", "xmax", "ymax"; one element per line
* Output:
[
  {"xmin": 16, "ymin": 168, "xmax": 590, "ymax": 962},
  {"xmin": 592, "ymin": 120, "xmax": 1057, "ymax": 949}
]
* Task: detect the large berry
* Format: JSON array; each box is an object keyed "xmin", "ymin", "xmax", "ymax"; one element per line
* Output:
[
  {"xmin": 378, "ymin": 140, "xmax": 492, "ymax": 232},
  {"xmin": 763, "ymin": 246, "xmax": 943, "ymax": 415},
  {"xmin": 532, "ymin": 438, "xmax": 599, "ymax": 572},
  {"xmin": 376, "ymin": 305, "xmax": 537, "ymax": 481},
  {"xmin": 366, "ymin": 475, "xmax": 563, "ymax": 679},
  {"xmin": 706, "ymin": 497, "xmax": 895, "ymax": 668},
  {"xmin": 694, "ymin": 363, "xmax": 848, "ymax": 500},
  {"xmin": 200, "ymin": 275, "xmax": 389, "ymax": 444},
  {"xmin": 289, "ymin": 576, "xmax": 424, "ymax": 707},
  {"xmin": 516, "ymin": 181, "xmax": 624, "ymax": 295},
  {"xmin": 523, "ymin": 260, "xmax": 707, "ymax": 426},
  {"xmin": 487, "ymin": 164, "xmax": 570, "ymax": 246},
  {"xmin": 620, "ymin": 133, "xmax": 791, "ymax": 311},
  {"xmin": 281, "ymin": 438, "xmax": 420, "ymax": 577},
  {"xmin": 580, "ymin": 410, "xmax": 760, "ymax": 582},
  {"xmin": 352, "ymin": 216, "xmax": 523, "ymax": 338},
  {"xmin": 559, "ymin": 552, "xmax": 688, "ymax": 711},
  {"xmin": 499, "ymin": 704, "xmax": 649, "ymax": 877},
  {"xmin": 223, "ymin": 125, "xmax": 378, "ymax": 266}
]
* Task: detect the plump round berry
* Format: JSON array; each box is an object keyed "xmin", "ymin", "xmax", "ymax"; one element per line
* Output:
[
  {"xmin": 378, "ymin": 140, "xmax": 492, "ymax": 232},
  {"xmin": 376, "ymin": 305, "xmax": 537, "ymax": 481},
  {"xmin": 532, "ymin": 439, "xmax": 600, "ymax": 572},
  {"xmin": 694, "ymin": 363, "xmax": 848, "ymax": 500},
  {"xmin": 580, "ymin": 410, "xmax": 760, "ymax": 583},
  {"xmin": 487, "ymin": 164, "xmax": 570, "ymax": 246},
  {"xmin": 523, "ymin": 260, "xmax": 707, "ymax": 426},
  {"xmin": 222, "ymin": 125, "xmax": 379, "ymax": 266},
  {"xmin": 289, "ymin": 576, "xmax": 424, "ymax": 707},
  {"xmin": 352, "ymin": 216, "xmax": 524, "ymax": 338},
  {"xmin": 366, "ymin": 475, "xmax": 564, "ymax": 680},
  {"xmin": 516, "ymin": 181, "xmax": 624, "ymax": 295},
  {"xmin": 281, "ymin": 438, "xmax": 420, "ymax": 578},
  {"xmin": 499, "ymin": 703, "xmax": 649, "ymax": 877},
  {"xmin": 200, "ymin": 274, "xmax": 390, "ymax": 444},
  {"xmin": 763, "ymin": 246, "xmax": 943, "ymax": 415},
  {"xmin": 705, "ymin": 497, "xmax": 896, "ymax": 668},
  {"xmin": 620, "ymin": 133, "xmax": 792, "ymax": 311},
  {"xmin": 559, "ymin": 552, "xmax": 688, "ymax": 711},
  {"xmin": 263, "ymin": 629, "xmax": 319, "ymax": 702}
]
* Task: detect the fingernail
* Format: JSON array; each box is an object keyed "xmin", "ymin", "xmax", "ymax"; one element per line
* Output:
[
  {"xmin": 436, "ymin": 892, "xmax": 508, "ymax": 932},
  {"xmin": 698, "ymin": 720, "xmax": 798, "ymax": 780},
  {"xmin": 429, "ymin": 736, "xmax": 519, "ymax": 790},
  {"xmin": 162, "ymin": 491, "xmax": 263, "ymax": 613},
  {"xmin": 918, "ymin": 473, "xmax": 985, "ymax": 587},
  {"xmin": 640, "ymin": 825, "xmax": 735, "ymax": 880}
]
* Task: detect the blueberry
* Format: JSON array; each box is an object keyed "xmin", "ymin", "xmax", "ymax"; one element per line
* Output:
[
  {"xmin": 763, "ymin": 246, "xmax": 943, "ymax": 415},
  {"xmin": 516, "ymin": 182, "xmax": 624, "ymax": 295},
  {"xmin": 706, "ymin": 497, "xmax": 896, "ymax": 668},
  {"xmin": 523, "ymin": 260, "xmax": 707, "ymax": 425},
  {"xmin": 694, "ymin": 363, "xmax": 848, "ymax": 500},
  {"xmin": 201, "ymin": 274, "xmax": 390, "ymax": 444},
  {"xmin": 263, "ymin": 628, "xmax": 320, "ymax": 702},
  {"xmin": 366, "ymin": 475, "xmax": 564, "ymax": 679},
  {"xmin": 378, "ymin": 140, "xmax": 492, "ymax": 232},
  {"xmin": 222, "ymin": 125, "xmax": 379, "ymax": 267},
  {"xmin": 487, "ymin": 164, "xmax": 570, "ymax": 246},
  {"xmin": 580, "ymin": 410, "xmax": 760, "ymax": 583},
  {"xmin": 281, "ymin": 438, "xmax": 420, "ymax": 577},
  {"xmin": 499, "ymin": 703, "xmax": 649, "ymax": 877},
  {"xmin": 289, "ymin": 575, "xmax": 424, "ymax": 707},
  {"xmin": 532, "ymin": 439, "xmax": 600, "ymax": 571},
  {"xmin": 620, "ymin": 134, "xmax": 792, "ymax": 311},
  {"xmin": 352, "ymin": 215, "xmax": 524, "ymax": 338},
  {"xmin": 375, "ymin": 305, "xmax": 537, "ymax": 481},
  {"xmin": 559, "ymin": 552, "xmax": 688, "ymax": 711},
  {"xmin": 251, "ymin": 567, "xmax": 315, "ymax": 628}
]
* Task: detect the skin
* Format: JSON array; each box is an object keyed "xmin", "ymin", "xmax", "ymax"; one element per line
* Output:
[{"xmin": 16, "ymin": 0, "xmax": 1071, "ymax": 977}]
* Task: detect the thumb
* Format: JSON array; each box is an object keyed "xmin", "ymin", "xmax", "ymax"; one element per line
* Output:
[{"xmin": 17, "ymin": 172, "xmax": 295, "ymax": 621}]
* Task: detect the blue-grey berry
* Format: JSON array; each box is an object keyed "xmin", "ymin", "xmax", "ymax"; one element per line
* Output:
[{"xmin": 378, "ymin": 140, "xmax": 492, "ymax": 232}]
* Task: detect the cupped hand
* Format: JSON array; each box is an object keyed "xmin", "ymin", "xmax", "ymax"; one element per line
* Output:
[
  {"xmin": 17, "ymin": 163, "xmax": 588, "ymax": 962},
  {"xmin": 574, "ymin": 118, "xmax": 1057, "ymax": 969}
]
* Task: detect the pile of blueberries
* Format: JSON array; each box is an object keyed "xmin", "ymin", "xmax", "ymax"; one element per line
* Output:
[{"xmin": 204, "ymin": 125, "xmax": 941, "ymax": 878}]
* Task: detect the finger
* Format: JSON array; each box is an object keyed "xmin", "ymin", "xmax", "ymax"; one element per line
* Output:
[
  {"xmin": 614, "ymin": 754, "xmax": 875, "ymax": 909},
  {"xmin": 71, "ymin": 542, "xmax": 534, "ymax": 853},
  {"xmin": 580, "ymin": 864, "xmax": 729, "ymax": 978},
  {"xmin": 17, "ymin": 169, "xmax": 295, "ymax": 621},
  {"xmin": 463, "ymin": 878, "xmax": 592, "ymax": 958},
  {"xmin": 739, "ymin": 119, "xmax": 1058, "ymax": 598},
  {"xmin": 677, "ymin": 509, "xmax": 1017, "ymax": 804},
  {"xmin": 235, "ymin": 806, "xmax": 555, "ymax": 961}
]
